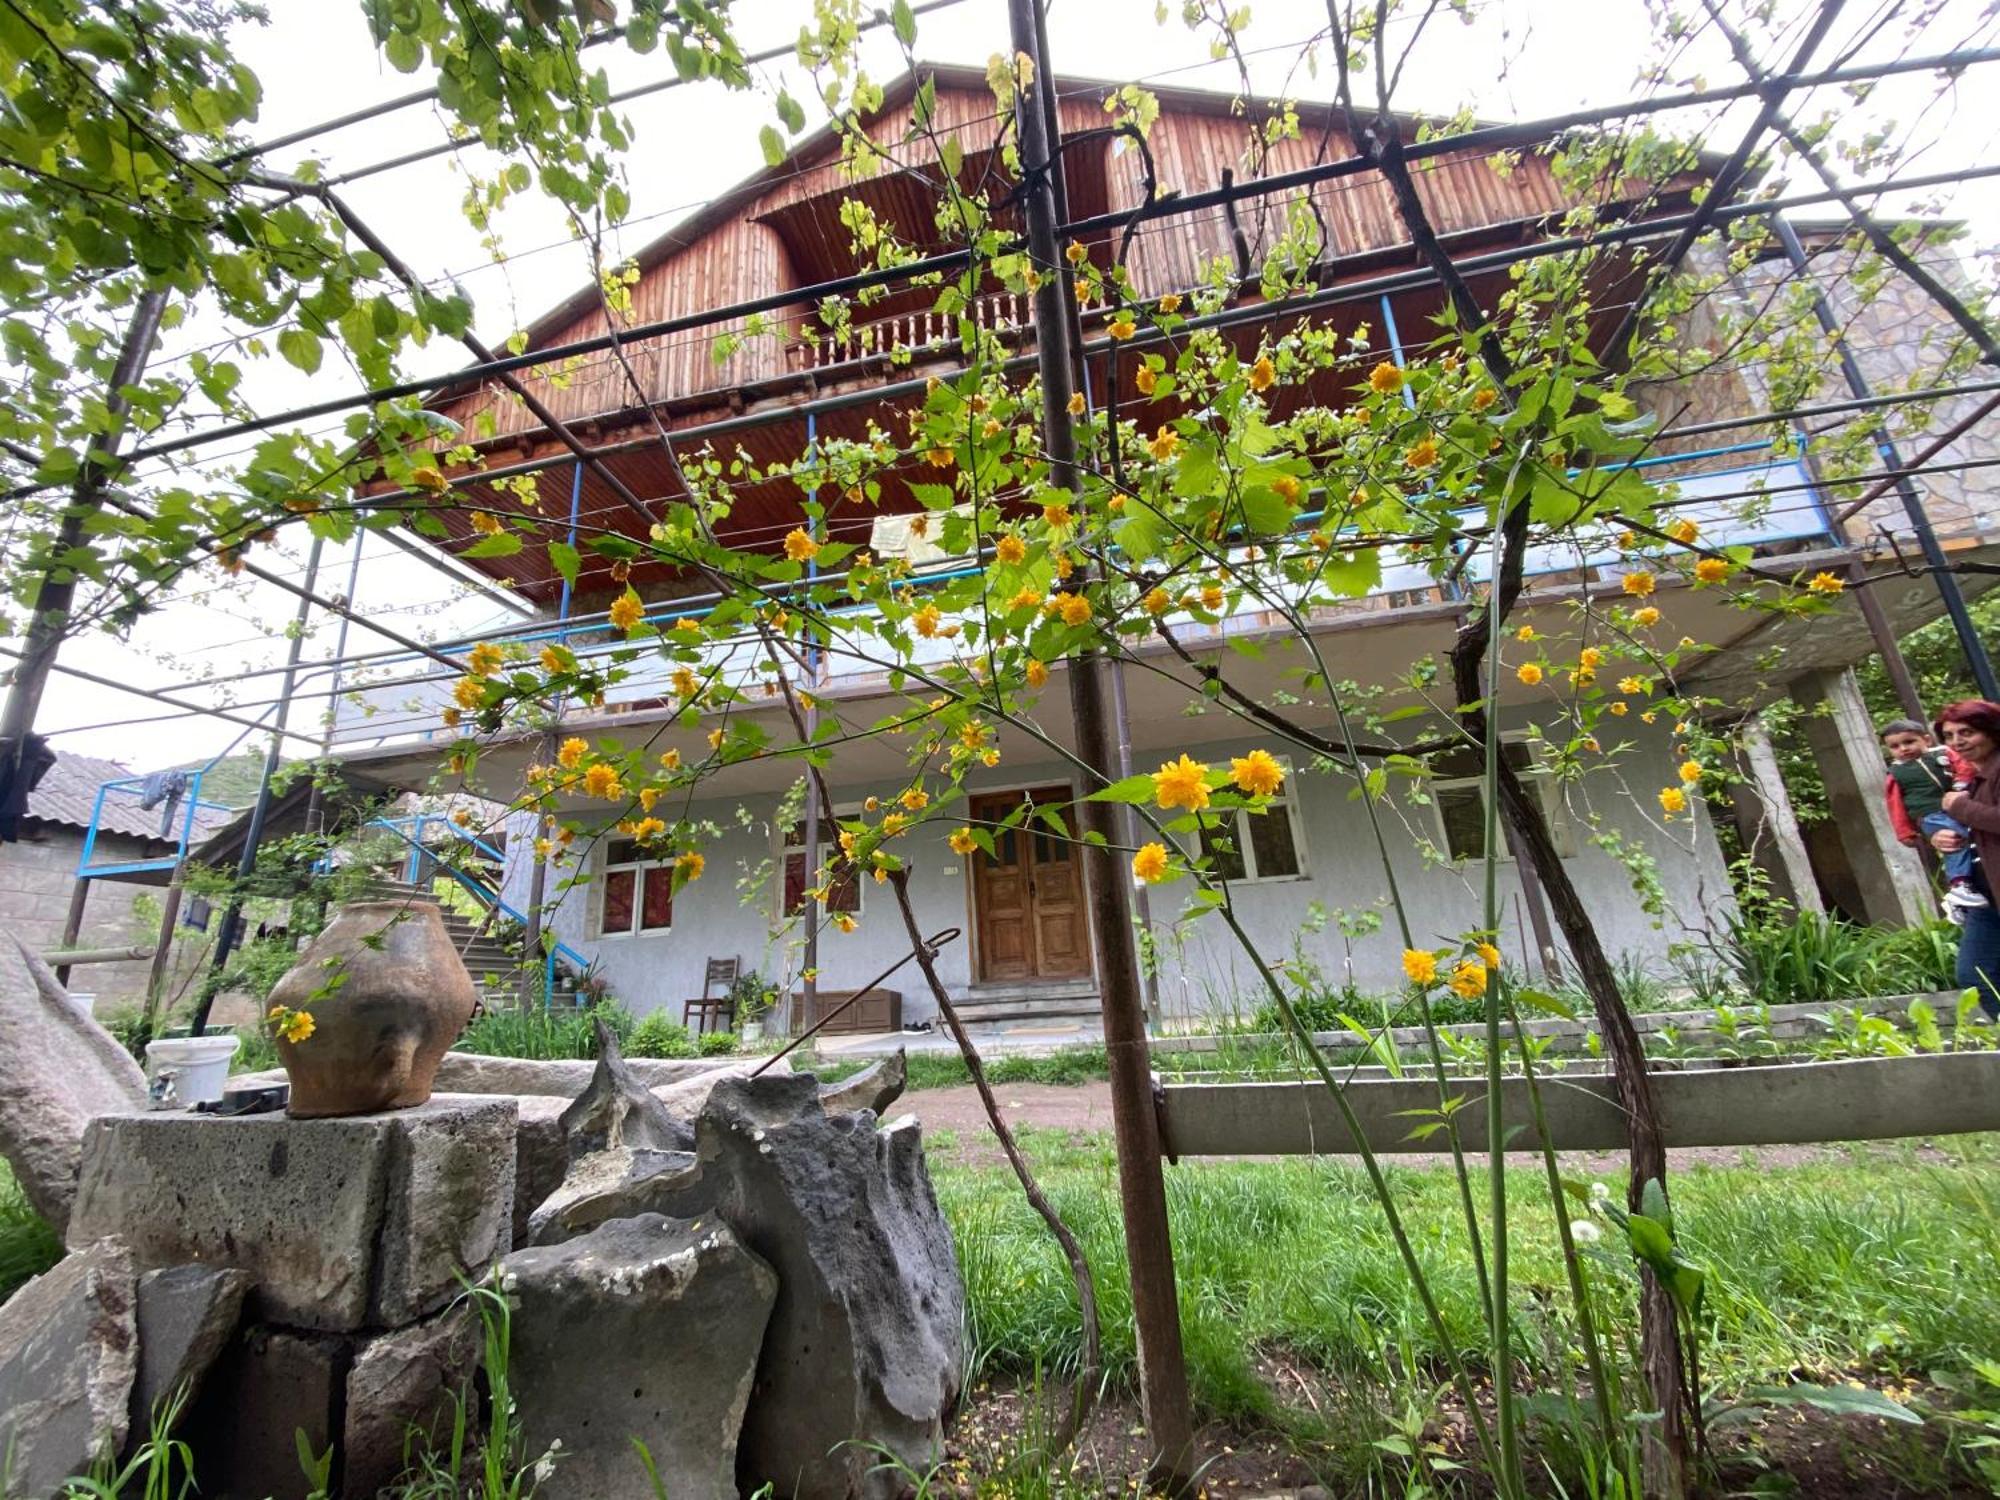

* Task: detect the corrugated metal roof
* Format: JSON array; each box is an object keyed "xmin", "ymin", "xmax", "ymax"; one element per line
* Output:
[{"xmin": 25, "ymin": 753, "xmax": 235, "ymax": 845}]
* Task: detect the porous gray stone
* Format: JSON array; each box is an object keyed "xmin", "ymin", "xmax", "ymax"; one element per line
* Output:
[
  {"xmin": 343, "ymin": 1302, "xmax": 480, "ymax": 1499},
  {"xmin": 560, "ymin": 1021, "xmax": 690, "ymax": 1156},
  {"xmin": 524, "ymin": 1145, "xmax": 697, "ymax": 1247},
  {"xmin": 647, "ymin": 1055, "xmax": 768, "ymax": 1131},
  {"xmin": 129, "ymin": 1264, "xmax": 249, "ymax": 1442},
  {"xmin": 646, "ymin": 1072, "xmax": 964, "ymax": 1500},
  {"xmin": 67, "ymin": 1095, "xmax": 516, "ymax": 1333},
  {"xmin": 0, "ymin": 935, "xmax": 149, "ymax": 1233},
  {"xmin": 816, "ymin": 1049, "xmax": 907, "ymax": 1117},
  {"xmin": 0, "ymin": 1237, "xmax": 138, "ymax": 1497},
  {"xmin": 503, "ymin": 1213, "xmax": 777, "ymax": 1500}
]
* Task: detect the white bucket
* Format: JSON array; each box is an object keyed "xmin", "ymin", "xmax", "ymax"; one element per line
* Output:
[
  {"xmin": 68, "ymin": 992, "xmax": 96, "ymax": 1018},
  {"xmin": 145, "ymin": 1034, "xmax": 241, "ymax": 1106}
]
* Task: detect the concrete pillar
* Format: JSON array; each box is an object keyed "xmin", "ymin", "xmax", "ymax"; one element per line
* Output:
[
  {"xmin": 1789, "ymin": 668, "xmax": 1930, "ymax": 927},
  {"xmin": 1730, "ymin": 718, "xmax": 1825, "ymax": 915}
]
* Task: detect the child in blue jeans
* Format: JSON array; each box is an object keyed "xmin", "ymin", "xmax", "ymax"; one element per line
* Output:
[{"xmin": 1881, "ymin": 718, "xmax": 1986, "ymax": 922}]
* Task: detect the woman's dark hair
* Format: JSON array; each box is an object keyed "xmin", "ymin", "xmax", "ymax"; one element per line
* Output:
[{"xmin": 1935, "ymin": 699, "xmax": 2000, "ymax": 747}]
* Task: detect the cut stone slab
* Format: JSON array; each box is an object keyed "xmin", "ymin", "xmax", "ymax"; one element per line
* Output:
[
  {"xmin": 646, "ymin": 1072, "xmax": 964, "ymax": 1500},
  {"xmin": 0, "ymin": 934, "xmax": 149, "ymax": 1234},
  {"xmin": 0, "ymin": 1237, "xmax": 138, "ymax": 1497},
  {"xmin": 185, "ymin": 1325, "xmax": 343, "ymax": 1500},
  {"xmin": 434, "ymin": 1050, "xmax": 780, "ymax": 1097},
  {"xmin": 817, "ymin": 1049, "xmax": 907, "ymax": 1117},
  {"xmin": 68, "ymin": 1095, "xmax": 516, "ymax": 1333},
  {"xmin": 129, "ymin": 1264, "xmax": 250, "ymax": 1444},
  {"xmin": 503, "ymin": 1213, "xmax": 777, "ymax": 1500},
  {"xmin": 344, "ymin": 1302, "xmax": 480, "ymax": 1499},
  {"xmin": 648, "ymin": 1055, "xmax": 768, "ymax": 1131},
  {"xmin": 512, "ymin": 1094, "xmax": 568, "ymax": 1246}
]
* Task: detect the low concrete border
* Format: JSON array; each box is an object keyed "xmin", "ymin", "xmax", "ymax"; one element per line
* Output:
[{"xmin": 1157, "ymin": 1051, "xmax": 2000, "ymax": 1157}]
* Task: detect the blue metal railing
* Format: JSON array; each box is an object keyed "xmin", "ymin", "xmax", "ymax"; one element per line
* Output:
[
  {"xmin": 359, "ymin": 815, "xmax": 590, "ymax": 1004},
  {"xmin": 76, "ymin": 771, "xmax": 234, "ymax": 879}
]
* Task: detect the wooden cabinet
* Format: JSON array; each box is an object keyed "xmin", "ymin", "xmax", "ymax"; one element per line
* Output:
[{"xmin": 790, "ymin": 987, "xmax": 902, "ymax": 1036}]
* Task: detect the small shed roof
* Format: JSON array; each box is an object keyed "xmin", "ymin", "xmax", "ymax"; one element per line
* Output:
[{"xmin": 22, "ymin": 752, "xmax": 234, "ymax": 845}]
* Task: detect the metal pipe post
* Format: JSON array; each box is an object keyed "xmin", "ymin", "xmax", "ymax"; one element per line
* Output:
[
  {"xmin": 1006, "ymin": 1, "xmax": 1196, "ymax": 1485},
  {"xmin": 1774, "ymin": 217, "xmax": 1999, "ymax": 699}
]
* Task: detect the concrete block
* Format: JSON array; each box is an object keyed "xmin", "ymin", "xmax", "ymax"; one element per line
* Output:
[
  {"xmin": 186, "ymin": 1326, "xmax": 342, "ymax": 1500},
  {"xmin": 69, "ymin": 1096, "xmax": 517, "ymax": 1333}
]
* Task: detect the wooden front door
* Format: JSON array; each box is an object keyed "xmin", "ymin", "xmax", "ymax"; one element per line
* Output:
[{"xmin": 969, "ymin": 787, "xmax": 1093, "ymax": 983}]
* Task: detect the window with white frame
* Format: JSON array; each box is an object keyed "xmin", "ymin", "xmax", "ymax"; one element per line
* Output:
[
  {"xmin": 1429, "ymin": 741, "xmax": 1576, "ymax": 861},
  {"xmin": 597, "ymin": 837, "xmax": 675, "ymax": 937},
  {"xmin": 1197, "ymin": 760, "xmax": 1307, "ymax": 882},
  {"xmin": 781, "ymin": 809, "xmax": 862, "ymax": 917}
]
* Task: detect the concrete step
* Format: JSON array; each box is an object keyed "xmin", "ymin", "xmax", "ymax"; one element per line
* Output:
[{"xmin": 950, "ymin": 988, "xmax": 1103, "ymax": 1024}]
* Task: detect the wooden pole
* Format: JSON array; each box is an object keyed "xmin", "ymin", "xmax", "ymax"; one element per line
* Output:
[
  {"xmin": 1004, "ymin": 3, "xmax": 1196, "ymax": 1486},
  {"xmin": 145, "ymin": 875, "xmax": 185, "ymax": 1021},
  {"xmin": 52, "ymin": 878, "xmax": 90, "ymax": 986}
]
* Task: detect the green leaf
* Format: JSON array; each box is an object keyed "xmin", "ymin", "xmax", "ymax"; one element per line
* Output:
[
  {"xmin": 382, "ymin": 30, "xmax": 423, "ymax": 73},
  {"xmin": 775, "ymin": 90, "xmax": 806, "ymax": 133},
  {"xmin": 1511, "ymin": 987, "xmax": 1577, "ymax": 1021},
  {"xmin": 1241, "ymin": 486, "xmax": 1293, "ymax": 534},
  {"xmin": 1744, "ymin": 1383, "xmax": 1922, "ymax": 1426},
  {"xmin": 758, "ymin": 124, "xmax": 786, "ymax": 167},
  {"xmin": 276, "ymin": 328, "xmax": 323, "ymax": 375},
  {"xmin": 1624, "ymin": 1212, "xmax": 1674, "ymax": 1271},
  {"xmin": 462, "ymin": 533, "xmax": 522, "ymax": 558},
  {"xmin": 547, "ymin": 541, "xmax": 580, "ymax": 585},
  {"xmin": 891, "ymin": 0, "xmax": 917, "ymax": 46},
  {"xmin": 1639, "ymin": 1177, "xmax": 1673, "ymax": 1235},
  {"xmin": 1085, "ymin": 773, "xmax": 1157, "ymax": 805}
]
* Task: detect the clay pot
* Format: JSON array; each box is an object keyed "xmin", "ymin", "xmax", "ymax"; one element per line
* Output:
[{"xmin": 268, "ymin": 899, "xmax": 479, "ymax": 1118}]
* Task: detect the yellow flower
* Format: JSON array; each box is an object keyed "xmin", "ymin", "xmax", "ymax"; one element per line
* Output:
[
  {"xmin": 1405, "ymin": 437, "xmax": 1439, "ymax": 470},
  {"xmin": 1108, "ymin": 315, "xmax": 1137, "ymax": 341},
  {"xmin": 469, "ymin": 510, "xmax": 502, "ymax": 536},
  {"xmin": 679, "ymin": 851, "xmax": 705, "ymax": 881},
  {"xmin": 1043, "ymin": 502, "xmax": 1073, "ymax": 531},
  {"xmin": 1694, "ymin": 558, "xmax": 1730, "ymax": 584},
  {"xmin": 1271, "ymin": 475, "xmax": 1302, "ymax": 505},
  {"xmin": 453, "ymin": 675, "xmax": 487, "ymax": 710},
  {"xmin": 881, "ymin": 813, "xmax": 909, "ymax": 837},
  {"xmin": 1475, "ymin": 941, "xmax": 1502, "ymax": 969},
  {"xmin": 960, "ymin": 722, "xmax": 988, "ymax": 750},
  {"xmin": 708, "ymin": 727, "xmax": 725, "ymax": 749},
  {"xmin": 1516, "ymin": 624, "xmax": 1538, "ymax": 642},
  {"xmin": 784, "ymin": 528, "xmax": 821, "ymax": 562},
  {"xmin": 1622, "ymin": 571, "xmax": 1656, "ymax": 597},
  {"xmin": 1579, "ymin": 647, "xmax": 1603, "ymax": 670},
  {"xmin": 900, "ymin": 787, "xmax": 929, "ymax": 811},
  {"xmin": 1609, "ymin": 701, "xmax": 1629, "ymax": 716},
  {"xmin": 1057, "ymin": 593, "xmax": 1092, "ymax": 626},
  {"xmin": 1025, "ymin": 659, "xmax": 1049, "ymax": 688},
  {"xmin": 913, "ymin": 602, "xmax": 942, "ymax": 638},
  {"xmin": 583, "ymin": 763, "xmax": 622, "ymax": 800},
  {"xmin": 277, "ymin": 1009, "xmax": 316, "ymax": 1044},
  {"xmin": 1658, "ymin": 786, "xmax": 1687, "ymax": 815},
  {"xmin": 1618, "ymin": 675, "xmax": 1648, "ymax": 695},
  {"xmin": 1158, "ymin": 293, "xmax": 1182, "ymax": 313},
  {"xmin": 558, "ymin": 737, "xmax": 588, "ymax": 768},
  {"xmin": 927, "ymin": 446, "xmax": 955, "ymax": 468},
  {"xmin": 440, "ymin": 706, "xmax": 462, "ymax": 728},
  {"xmin": 1807, "ymin": 571, "xmax": 1845, "ymax": 595},
  {"xmin": 638, "ymin": 786, "xmax": 661, "ymax": 813},
  {"xmin": 1471, "ymin": 387, "xmax": 1497, "ymax": 411},
  {"xmin": 629, "ymin": 816, "xmax": 666, "ymax": 841},
  {"xmin": 1632, "ymin": 605, "xmax": 1661, "ymax": 627},
  {"xmin": 671, "ymin": 667, "xmax": 699, "ymax": 698},
  {"xmin": 1066, "ymin": 240, "xmax": 1088, "ymax": 265},
  {"xmin": 1135, "ymin": 366, "xmax": 1157, "ymax": 397},
  {"xmin": 1154, "ymin": 753, "xmax": 1211, "ymax": 812},
  {"xmin": 995, "ymin": 534, "xmax": 1027, "ymax": 565},
  {"xmin": 1517, "ymin": 662, "xmax": 1544, "ymax": 686},
  {"xmin": 1143, "ymin": 587, "xmax": 1171, "ymax": 616},
  {"xmin": 1132, "ymin": 842, "xmax": 1171, "ymax": 883},
  {"xmin": 1200, "ymin": 584, "xmax": 1225, "ymax": 611},
  {"xmin": 1449, "ymin": 961, "xmax": 1489, "ymax": 1000},
  {"xmin": 1067, "ymin": 391, "xmax": 1086, "ymax": 416},
  {"xmin": 1678, "ymin": 759, "xmax": 1703, "ymax": 785},
  {"xmin": 1368, "ymin": 361, "xmax": 1404, "ymax": 394},
  {"xmin": 1403, "ymin": 949, "xmax": 1439, "ymax": 986},
  {"xmin": 673, "ymin": 617, "xmax": 701, "ymax": 635},
  {"xmin": 409, "ymin": 465, "xmax": 448, "ymax": 495},
  {"xmin": 831, "ymin": 912, "xmax": 858, "ymax": 933},
  {"xmin": 609, "ymin": 591, "xmax": 643, "ymax": 631},
  {"xmin": 1009, "ymin": 586, "xmax": 1044, "ymax": 611},
  {"xmin": 949, "ymin": 828, "xmax": 977, "ymax": 856},
  {"xmin": 1230, "ymin": 749, "xmax": 1285, "ymax": 797},
  {"xmin": 979, "ymin": 748, "xmax": 1000, "ymax": 767},
  {"xmin": 1667, "ymin": 518, "xmax": 1700, "ymax": 545},
  {"xmin": 1147, "ymin": 426, "xmax": 1180, "ymax": 462},
  {"xmin": 539, "ymin": 645, "xmax": 567, "ymax": 674},
  {"xmin": 659, "ymin": 748, "xmax": 681, "ymax": 771},
  {"xmin": 1249, "ymin": 355, "xmax": 1276, "ymax": 391},
  {"xmin": 468, "ymin": 641, "xmax": 504, "ymax": 678}
]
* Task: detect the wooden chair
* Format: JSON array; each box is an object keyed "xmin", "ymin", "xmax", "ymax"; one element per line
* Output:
[{"xmin": 683, "ymin": 956, "xmax": 740, "ymax": 1034}]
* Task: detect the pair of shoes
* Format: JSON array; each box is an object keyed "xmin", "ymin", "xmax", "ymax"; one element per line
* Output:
[
  {"xmin": 1945, "ymin": 882, "xmax": 1990, "ymax": 913},
  {"xmin": 1944, "ymin": 897, "xmax": 1969, "ymax": 927}
]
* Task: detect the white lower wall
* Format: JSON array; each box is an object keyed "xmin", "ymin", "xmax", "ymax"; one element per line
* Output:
[{"xmin": 497, "ymin": 713, "xmax": 1736, "ymax": 1028}]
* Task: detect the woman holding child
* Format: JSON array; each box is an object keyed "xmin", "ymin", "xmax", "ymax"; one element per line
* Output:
[{"xmin": 1928, "ymin": 700, "xmax": 2000, "ymax": 1017}]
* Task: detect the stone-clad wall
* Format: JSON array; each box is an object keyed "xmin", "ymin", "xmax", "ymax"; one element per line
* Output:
[{"xmin": 0, "ymin": 828, "xmax": 188, "ymax": 1011}]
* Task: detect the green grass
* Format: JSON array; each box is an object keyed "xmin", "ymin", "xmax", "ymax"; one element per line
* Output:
[
  {"xmin": 934, "ymin": 1129, "xmax": 2000, "ymax": 1440},
  {"xmin": 0, "ymin": 1161, "xmax": 61, "ymax": 1303}
]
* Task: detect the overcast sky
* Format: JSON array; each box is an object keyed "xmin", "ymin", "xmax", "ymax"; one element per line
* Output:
[{"xmin": 19, "ymin": 0, "xmax": 1999, "ymax": 783}]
